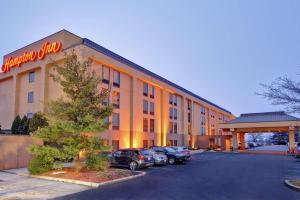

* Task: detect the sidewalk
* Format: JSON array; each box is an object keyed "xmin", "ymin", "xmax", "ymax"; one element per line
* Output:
[{"xmin": 0, "ymin": 168, "xmax": 89, "ymax": 200}]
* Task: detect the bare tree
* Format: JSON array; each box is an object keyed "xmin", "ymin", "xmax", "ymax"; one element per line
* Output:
[
  {"xmin": 257, "ymin": 76, "xmax": 300, "ymax": 113},
  {"xmin": 248, "ymin": 133, "xmax": 262, "ymax": 143}
]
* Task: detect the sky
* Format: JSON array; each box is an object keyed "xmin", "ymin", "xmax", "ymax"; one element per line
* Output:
[{"xmin": 1, "ymin": 0, "xmax": 300, "ymax": 117}]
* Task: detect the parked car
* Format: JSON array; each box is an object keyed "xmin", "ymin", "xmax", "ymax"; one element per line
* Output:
[
  {"xmin": 150, "ymin": 146, "xmax": 187, "ymax": 164},
  {"xmin": 109, "ymin": 148, "xmax": 154, "ymax": 170},
  {"xmin": 171, "ymin": 146, "xmax": 191, "ymax": 160},
  {"xmin": 148, "ymin": 149, "xmax": 168, "ymax": 165}
]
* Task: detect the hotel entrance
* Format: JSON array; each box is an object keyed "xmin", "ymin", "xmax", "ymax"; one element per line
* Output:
[{"xmin": 219, "ymin": 111, "xmax": 299, "ymax": 154}]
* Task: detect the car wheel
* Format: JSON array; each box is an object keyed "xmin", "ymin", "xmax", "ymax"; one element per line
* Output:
[
  {"xmin": 129, "ymin": 161, "xmax": 138, "ymax": 170},
  {"xmin": 168, "ymin": 157, "xmax": 175, "ymax": 165}
]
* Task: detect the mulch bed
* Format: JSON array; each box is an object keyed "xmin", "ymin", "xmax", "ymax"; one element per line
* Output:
[
  {"xmin": 40, "ymin": 168, "xmax": 135, "ymax": 183},
  {"xmin": 290, "ymin": 180, "xmax": 300, "ymax": 187}
]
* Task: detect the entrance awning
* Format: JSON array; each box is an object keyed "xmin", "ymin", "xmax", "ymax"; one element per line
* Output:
[{"xmin": 219, "ymin": 111, "xmax": 300, "ymax": 133}]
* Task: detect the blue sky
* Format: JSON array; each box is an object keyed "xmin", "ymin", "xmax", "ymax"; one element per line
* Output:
[{"xmin": 1, "ymin": 0, "xmax": 300, "ymax": 116}]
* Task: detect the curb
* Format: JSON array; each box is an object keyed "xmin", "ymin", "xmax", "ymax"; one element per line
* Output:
[
  {"xmin": 284, "ymin": 180, "xmax": 300, "ymax": 192},
  {"xmin": 31, "ymin": 171, "xmax": 146, "ymax": 188}
]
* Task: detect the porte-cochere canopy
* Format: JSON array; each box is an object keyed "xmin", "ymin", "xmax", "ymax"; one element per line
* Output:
[{"xmin": 219, "ymin": 111, "xmax": 299, "ymax": 152}]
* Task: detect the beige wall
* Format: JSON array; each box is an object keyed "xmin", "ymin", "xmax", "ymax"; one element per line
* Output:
[
  {"xmin": 0, "ymin": 77, "xmax": 14, "ymax": 129},
  {"xmin": 0, "ymin": 135, "xmax": 42, "ymax": 170},
  {"xmin": 0, "ymin": 30, "xmax": 234, "ymax": 149}
]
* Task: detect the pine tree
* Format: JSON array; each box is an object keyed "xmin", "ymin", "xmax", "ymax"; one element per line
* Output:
[
  {"xmin": 19, "ymin": 115, "xmax": 29, "ymax": 134},
  {"xmin": 28, "ymin": 112, "xmax": 48, "ymax": 133},
  {"xmin": 29, "ymin": 51, "xmax": 113, "ymax": 172},
  {"xmin": 11, "ymin": 115, "xmax": 21, "ymax": 134}
]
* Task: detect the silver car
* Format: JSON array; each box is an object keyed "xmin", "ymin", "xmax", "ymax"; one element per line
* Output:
[{"xmin": 148, "ymin": 149, "xmax": 168, "ymax": 165}]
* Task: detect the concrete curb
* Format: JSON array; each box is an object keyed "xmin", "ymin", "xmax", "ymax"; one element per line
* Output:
[
  {"xmin": 284, "ymin": 180, "xmax": 300, "ymax": 192},
  {"xmin": 31, "ymin": 171, "xmax": 146, "ymax": 188}
]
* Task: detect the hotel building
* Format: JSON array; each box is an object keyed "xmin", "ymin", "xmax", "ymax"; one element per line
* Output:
[{"xmin": 0, "ymin": 30, "xmax": 234, "ymax": 150}]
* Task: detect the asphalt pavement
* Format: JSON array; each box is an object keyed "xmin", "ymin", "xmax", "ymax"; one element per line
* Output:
[{"xmin": 55, "ymin": 152, "xmax": 300, "ymax": 200}]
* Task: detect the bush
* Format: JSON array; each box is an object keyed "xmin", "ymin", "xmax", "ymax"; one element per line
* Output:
[
  {"xmin": 85, "ymin": 154, "xmax": 101, "ymax": 170},
  {"xmin": 27, "ymin": 145, "xmax": 62, "ymax": 174},
  {"xmin": 29, "ymin": 112, "xmax": 48, "ymax": 134},
  {"xmin": 19, "ymin": 115, "xmax": 30, "ymax": 135},
  {"xmin": 28, "ymin": 156, "xmax": 52, "ymax": 175},
  {"xmin": 85, "ymin": 153, "xmax": 110, "ymax": 171},
  {"xmin": 11, "ymin": 115, "xmax": 21, "ymax": 134}
]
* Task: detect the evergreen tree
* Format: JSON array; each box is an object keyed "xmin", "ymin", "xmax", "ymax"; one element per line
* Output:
[
  {"xmin": 28, "ymin": 112, "xmax": 48, "ymax": 133},
  {"xmin": 29, "ymin": 51, "xmax": 112, "ymax": 173},
  {"xmin": 19, "ymin": 115, "xmax": 30, "ymax": 134},
  {"xmin": 11, "ymin": 115, "xmax": 21, "ymax": 134}
]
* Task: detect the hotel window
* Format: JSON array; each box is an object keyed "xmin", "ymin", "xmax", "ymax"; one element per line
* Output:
[
  {"xmin": 169, "ymin": 122, "xmax": 173, "ymax": 133},
  {"xmin": 104, "ymin": 116, "xmax": 109, "ymax": 126},
  {"xmin": 169, "ymin": 94, "xmax": 173, "ymax": 104},
  {"xmin": 27, "ymin": 113, "xmax": 34, "ymax": 119},
  {"xmin": 101, "ymin": 88, "xmax": 109, "ymax": 106},
  {"xmin": 112, "ymin": 113, "xmax": 120, "ymax": 130},
  {"xmin": 174, "ymin": 95, "xmax": 177, "ymax": 106},
  {"xmin": 150, "ymin": 102, "xmax": 154, "ymax": 115},
  {"xmin": 143, "ymin": 118, "xmax": 148, "ymax": 132},
  {"xmin": 112, "ymin": 140, "xmax": 119, "ymax": 150},
  {"xmin": 28, "ymin": 91, "xmax": 34, "ymax": 103},
  {"xmin": 188, "ymin": 124, "xmax": 191, "ymax": 135},
  {"xmin": 143, "ymin": 140, "xmax": 148, "ymax": 148},
  {"xmin": 150, "ymin": 119, "xmax": 154, "ymax": 132},
  {"xmin": 150, "ymin": 85, "xmax": 155, "ymax": 98},
  {"xmin": 174, "ymin": 122, "xmax": 177, "ymax": 134},
  {"xmin": 112, "ymin": 91, "xmax": 120, "ymax": 109},
  {"xmin": 113, "ymin": 70, "xmax": 120, "ymax": 87},
  {"xmin": 201, "ymin": 116, "xmax": 206, "ymax": 126},
  {"xmin": 150, "ymin": 140, "xmax": 154, "ymax": 147},
  {"xmin": 28, "ymin": 71, "xmax": 35, "ymax": 83},
  {"xmin": 102, "ymin": 66, "xmax": 110, "ymax": 84},
  {"xmin": 201, "ymin": 127, "xmax": 206, "ymax": 136},
  {"xmin": 188, "ymin": 112, "xmax": 191, "ymax": 123},
  {"xmin": 174, "ymin": 140, "xmax": 178, "ymax": 146},
  {"xmin": 143, "ymin": 82, "xmax": 148, "ymax": 96},
  {"xmin": 169, "ymin": 107, "xmax": 173, "ymax": 119},
  {"xmin": 143, "ymin": 100, "xmax": 148, "ymax": 114},
  {"xmin": 201, "ymin": 107, "xmax": 206, "ymax": 115},
  {"xmin": 168, "ymin": 140, "xmax": 173, "ymax": 146},
  {"xmin": 187, "ymin": 101, "xmax": 191, "ymax": 110},
  {"xmin": 174, "ymin": 108, "xmax": 177, "ymax": 120}
]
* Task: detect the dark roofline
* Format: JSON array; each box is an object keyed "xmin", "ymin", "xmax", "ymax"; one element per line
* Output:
[
  {"xmin": 82, "ymin": 38, "xmax": 231, "ymax": 114},
  {"xmin": 240, "ymin": 111, "xmax": 287, "ymax": 117}
]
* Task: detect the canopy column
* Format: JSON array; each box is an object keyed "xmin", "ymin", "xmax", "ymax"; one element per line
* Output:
[
  {"xmin": 239, "ymin": 132, "xmax": 245, "ymax": 150},
  {"xmin": 288, "ymin": 126, "xmax": 295, "ymax": 153},
  {"xmin": 231, "ymin": 130, "xmax": 238, "ymax": 151}
]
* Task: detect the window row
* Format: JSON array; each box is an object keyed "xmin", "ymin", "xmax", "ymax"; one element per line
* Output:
[
  {"xmin": 169, "ymin": 94, "xmax": 177, "ymax": 106},
  {"xmin": 143, "ymin": 82, "xmax": 155, "ymax": 98},
  {"xmin": 143, "ymin": 118, "xmax": 155, "ymax": 132},
  {"xmin": 102, "ymin": 66, "xmax": 120, "ymax": 87},
  {"xmin": 143, "ymin": 100, "xmax": 154, "ymax": 115},
  {"xmin": 169, "ymin": 108, "xmax": 177, "ymax": 120},
  {"xmin": 168, "ymin": 122, "xmax": 178, "ymax": 134}
]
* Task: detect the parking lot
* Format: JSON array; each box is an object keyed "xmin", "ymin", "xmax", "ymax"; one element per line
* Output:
[{"xmin": 55, "ymin": 152, "xmax": 300, "ymax": 200}]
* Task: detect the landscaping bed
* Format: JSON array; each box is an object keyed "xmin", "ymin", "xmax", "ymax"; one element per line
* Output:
[{"xmin": 39, "ymin": 167, "xmax": 136, "ymax": 183}]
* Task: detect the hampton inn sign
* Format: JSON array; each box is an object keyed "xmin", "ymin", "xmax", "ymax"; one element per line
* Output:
[{"xmin": 1, "ymin": 41, "xmax": 62, "ymax": 73}]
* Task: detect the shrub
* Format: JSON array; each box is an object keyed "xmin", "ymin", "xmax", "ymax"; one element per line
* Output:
[
  {"xmin": 85, "ymin": 154, "xmax": 101, "ymax": 170},
  {"xmin": 19, "ymin": 115, "xmax": 30, "ymax": 135},
  {"xmin": 85, "ymin": 153, "xmax": 110, "ymax": 171},
  {"xmin": 11, "ymin": 115, "xmax": 21, "ymax": 134},
  {"xmin": 27, "ymin": 145, "xmax": 62, "ymax": 174},
  {"xmin": 28, "ymin": 156, "xmax": 52, "ymax": 175},
  {"xmin": 28, "ymin": 112, "xmax": 48, "ymax": 134}
]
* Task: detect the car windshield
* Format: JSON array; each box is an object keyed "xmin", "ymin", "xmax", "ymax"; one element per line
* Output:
[
  {"xmin": 165, "ymin": 147, "xmax": 176, "ymax": 153},
  {"xmin": 140, "ymin": 150, "xmax": 152, "ymax": 155}
]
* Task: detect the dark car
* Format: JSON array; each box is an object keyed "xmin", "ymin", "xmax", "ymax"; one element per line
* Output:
[
  {"xmin": 109, "ymin": 148, "xmax": 154, "ymax": 170},
  {"xmin": 150, "ymin": 146, "xmax": 187, "ymax": 164}
]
